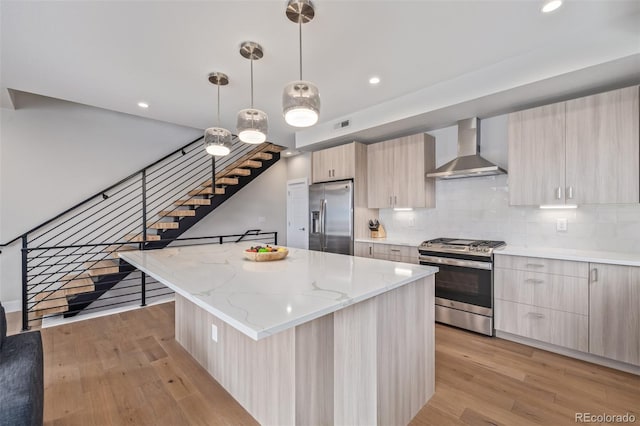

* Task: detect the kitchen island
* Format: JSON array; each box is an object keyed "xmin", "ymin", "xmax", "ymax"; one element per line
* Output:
[{"xmin": 120, "ymin": 242, "xmax": 438, "ymax": 426}]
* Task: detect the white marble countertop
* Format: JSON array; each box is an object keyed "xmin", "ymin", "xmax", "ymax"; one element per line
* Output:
[
  {"xmin": 495, "ymin": 246, "xmax": 640, "ymax": 267},
  {"xmin": 119, "ymin": 243, "xmax": 438, "ymax": 340},
  {"xmin": 355, "ymin": 237, "xmax": 424, "ymax": 247}
]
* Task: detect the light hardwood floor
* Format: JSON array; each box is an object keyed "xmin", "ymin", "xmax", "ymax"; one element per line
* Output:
[{"xmin": 8, "ymin": 303, "xmax": 639, "ymax": 425}]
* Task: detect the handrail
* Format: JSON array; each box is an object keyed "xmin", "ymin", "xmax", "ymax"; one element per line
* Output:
[
  {"xmin": 0, "ymin": 134, "xmax": 206, "ymax": 248},
  {"xmin": 235, "ymin": 229, "xmax": 262, "ymax": 243}
]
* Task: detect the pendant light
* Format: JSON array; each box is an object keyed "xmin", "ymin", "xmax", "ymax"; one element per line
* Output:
[
  {"xmin": 237, "ymin": 41, "xmax": 268, "ymax": 144},
  {"xmin": 282, "ymin": 0, "xmax": 320, "ymax": 128},
  {"xmin": 204, "ymin": 72, "xmax": 232, "ymax": 156}
]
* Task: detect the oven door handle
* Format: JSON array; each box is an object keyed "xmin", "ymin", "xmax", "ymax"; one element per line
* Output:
[{"xmin": 419, "ymin": 255, "xmax": 492, "ymax": 271}]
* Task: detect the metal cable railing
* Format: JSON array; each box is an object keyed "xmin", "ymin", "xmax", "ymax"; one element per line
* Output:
[
  {"xmin": 5, "ymin": 135, "xmax": 282, "ymax": 330},
  {"xmin": 23, "ymin": 232, "xmax": 278, "ymax": 328}
]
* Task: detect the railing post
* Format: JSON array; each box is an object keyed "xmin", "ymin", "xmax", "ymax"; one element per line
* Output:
[
  {"xmin": 141, "ymin": 272, "xmax": 147, "ymax": 307},
  {"xmin": 274, "ymin": 232, "xmax": 278, "ymax": 245},
  {"xmin": 21, "ymin": 235, "xmax": 29, "ymax": 331},
  {"xmin": 141, "ymin": 170, "xmax": 147, "ymax": 248}
]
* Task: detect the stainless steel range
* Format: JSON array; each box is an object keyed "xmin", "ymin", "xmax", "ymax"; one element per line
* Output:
[{"xmin": 418, "ymin": 238, "xmax": 506, "ymax": 336}]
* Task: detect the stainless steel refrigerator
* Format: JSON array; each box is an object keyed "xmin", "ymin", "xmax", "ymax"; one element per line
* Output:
[{"xmin": 309, "ymin": 180, "xmax": 354, "ymax": 255}]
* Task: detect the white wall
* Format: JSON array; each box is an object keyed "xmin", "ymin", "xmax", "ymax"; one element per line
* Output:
[
  {"xmin": 1, "ymin": 92, "xmax": 289, "ymax": 305},
  {"xmin": 379, "ymin": 115, "xmax": 640, "ymax": 253},
  {"xmin": 286, "ymin": 152, "xmax": 311, "ymax": 181}
]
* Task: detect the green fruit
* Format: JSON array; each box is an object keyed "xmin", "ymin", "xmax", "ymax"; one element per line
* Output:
[{"xmin": 258, "ymin": 248, "xmax": 268, "ymax": 253}]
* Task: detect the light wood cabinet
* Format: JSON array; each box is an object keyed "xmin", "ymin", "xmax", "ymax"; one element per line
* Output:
[
  {"xmin": 565, "ymin": 86, "xmax": 640, "ymax": 204},
  {"xmin": 508, "ymin": 103, "xmax": 566, "ymax": 206},
  {"xmin": 494, "ymin": 254, "xmax": 589, "ymax": 351},
  {"xmin": 367, "ymin": 133, "xmax": 435, "ymax": 209},
  {"xmin": 312, "ymin": 143, "xmax": 356, "ymax": 183},
  {"xmin": 354, "ymin": 242, "xmax": 374, "ymax": 258},
  {"xmin": 508, "ymin": 85, "xmax": 639, "ymax": 206},
  {"xmin": 353, "ymin": 242, "xmax": 418, "ymax": 264},
  {"xmin": 589, "ymin": 263, "xmax": 640, "ymax": 366}
]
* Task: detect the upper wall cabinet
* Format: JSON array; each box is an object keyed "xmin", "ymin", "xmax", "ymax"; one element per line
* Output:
[
  {"xmin": 312, "ymin": 143, "xmax": 356, "ymax": 183},
  {"xmin": 508, "ymin": 86, "xmax": 639, "ymax": 206},
  {"xmin": 367, "ymin": 133, "xmax": 436, "ymax": 209}
]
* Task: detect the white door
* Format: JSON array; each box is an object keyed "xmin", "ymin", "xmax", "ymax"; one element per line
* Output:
[{"xmin": 286, "ymin": 178, "xmax": 309, "ymax": 249}]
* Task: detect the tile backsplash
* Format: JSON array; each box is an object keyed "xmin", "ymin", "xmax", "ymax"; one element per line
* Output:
[{"xmin": 379, "ymin": 174, "xmax": 640, "ymax": 253}]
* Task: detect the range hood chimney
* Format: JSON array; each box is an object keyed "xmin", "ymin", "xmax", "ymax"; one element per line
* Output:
[{"xmin": 427, "ymin": 117, "xmax": 506, "ymax": 179}]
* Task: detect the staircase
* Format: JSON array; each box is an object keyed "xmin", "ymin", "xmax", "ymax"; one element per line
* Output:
[{"xmin": 26, "ymin": 141, "xmax": 284, "ymax": 321}]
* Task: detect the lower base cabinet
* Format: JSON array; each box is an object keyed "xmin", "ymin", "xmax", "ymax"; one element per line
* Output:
[
  {"xmin": 495, "ymin": 254, "xmax": 640, "ymax": 367},
  {"xmin": 354, "ymin": 242, "xmax": 418, "ymax": 264},
  {"xmin": 589, "ymin": 263, "xmax": 640, "ymax": 366}
]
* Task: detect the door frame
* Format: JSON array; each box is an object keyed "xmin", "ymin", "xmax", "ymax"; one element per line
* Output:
[{"xmin": 286, "ymin": 177, "xmax": 309, "ymax": 249}]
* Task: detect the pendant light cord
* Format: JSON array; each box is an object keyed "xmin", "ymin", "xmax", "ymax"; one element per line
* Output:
[
  {"xmin": 299, "ymin": 20, "xmax": 303, "ymax": 80},
  {"xmin": 250, "ymin": 56, "xmax": 254, "ymax": 108},
  {"xmin": 216, "ymin": 83, "xmax": 221, "ymax": 126}
]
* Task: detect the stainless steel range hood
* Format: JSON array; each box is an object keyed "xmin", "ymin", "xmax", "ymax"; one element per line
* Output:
[{"xmin": 427, "ymin": 117, "xmax": 506, "ymax": 179}]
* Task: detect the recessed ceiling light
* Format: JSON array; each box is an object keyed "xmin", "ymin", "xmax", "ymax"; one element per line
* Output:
[
  {"xmin": 541, "ymin": 0, "xmax": 562, "ymax": 13},
  {"xmin": 369, "ymin": 76, "xmax": 381, "ymax": 85},
  {"xmin": 137, "ymin": 102, "xmax": 149, "ymax": 109}
]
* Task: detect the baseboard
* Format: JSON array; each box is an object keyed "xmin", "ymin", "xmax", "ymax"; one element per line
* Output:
[
  {"xmin": 0, "ymin": 299, "xmax": 21, "ymax": 312},
  {"xmin": 496, "ymin": 331, "xmax": 640, "ymax": 376}
]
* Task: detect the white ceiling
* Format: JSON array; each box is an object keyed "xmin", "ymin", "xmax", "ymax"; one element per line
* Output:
[{"xmin": 2, "ymin": 1, "xmax": 639, "ymax": 149}]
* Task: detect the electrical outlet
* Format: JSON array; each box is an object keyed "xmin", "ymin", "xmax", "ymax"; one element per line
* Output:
[
  {"xmin": 556, "ymin": 218, "xmax": 568, "ymax": 232},
  {"xmin": 211, "ymin": 324, "xmax": 218, "ymax": 342}
]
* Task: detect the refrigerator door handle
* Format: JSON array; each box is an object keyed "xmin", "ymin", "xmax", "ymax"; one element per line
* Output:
[{"xmin": 320, "ymin": 198, "xmax": 327, "ymax": 250}]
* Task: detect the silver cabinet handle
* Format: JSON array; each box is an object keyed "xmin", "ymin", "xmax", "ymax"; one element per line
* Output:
[
  {"xmin": 525, "ymin": 263, "xmax": 545, "ymax": 268},
  {"xmin": 528, "ymin": 313, "xmax": 545, "ymax": 319},
  {"xmin": 394, "ymin": 195, "xmax": 397, "ymax": 205},
  {"xmin": 390, "ymin": 249, "xmax": 401, "ymax": 252},
  {"xmin": 555, "ymin": 187, "xmax": 562, "ymax": 200},
  {"xmin": 298, "ymin": 227, "xmax": 305, "ymax": 231},
  {"xmin": 591, "ymin": 268, "xmax": 598, "ymax": 282},
  {"xmin": 525, "ymin": 279, "xmax": 544, "ymax": 284},
  {"xmin": 567, "ymin": 186, "xmax": 574, "ymax": 199}
]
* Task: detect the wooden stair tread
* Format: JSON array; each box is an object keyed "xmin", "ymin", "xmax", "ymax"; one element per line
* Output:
[
  {"xmin": 264, "ymin": 144, "xmax": 286, "ymax": 153},
  {"xmin": 239, "ymin": 160, "xmax": 261, "ymax": 168},
  {"xmin": 187, "ymin": 187, "xmax": 225, "ymax": 196},
  {"xmin": 251, "ymin": 152, "xmax": 273, "ymax": 161},
  {"xmin": 60, "ymin": 273, "xmax": 94, "ymax": 295},
  {"xmin": 147, "ymin": 222, "xmax": 180, "ymax": 230},
  {"xmin": 201, "ymin": 177, "xmax": 239, "ymax": 187},
  {"xmin": 158, "ymin": 210, "xmax": 196, "ymax": 217},
  {"xmin": 174, "ymin": 199, "xmax": 211, "ymax": 206},
  {"xmin": 85, "ymin": 259, "xmax": 120, "ymax": 277},
  {"xmin": 124, "ymin": 234, "xmax": 161, "ymax": 242},
  {"xmin": 105, "ymin": 244, "xmax": 138, "ymax": 259},
  {"xmin": 31, "ymin": 290, "xmax": 69, "ymax": 317},
  {"xmin": 224, "ymin": 168, "xmax": 251, "ymax": 177}
]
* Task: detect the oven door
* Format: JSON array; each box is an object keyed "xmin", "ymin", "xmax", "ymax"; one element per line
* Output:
[{"xmin": 419, "ymin": 255, "xmax": 493, "ymax": 315}]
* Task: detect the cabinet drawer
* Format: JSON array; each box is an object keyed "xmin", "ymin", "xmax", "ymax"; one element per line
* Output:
[
  {"xmin": 495, "ymin": 300, "xmax": 588, "ymax": 352},
  {"xmin": 494, "ymin": 269, "xmax": 588, "ymax": 315},
  {"xmin": 494, "ymin": 254, "xmax": 588, "ymax": 278},
  {"xmin": 388, "ymin": 245, "xmax": 415, "ymax": 261},
  {"xmin": 354, "ymin": 242, "xmax": 374, "ymax": 258}
]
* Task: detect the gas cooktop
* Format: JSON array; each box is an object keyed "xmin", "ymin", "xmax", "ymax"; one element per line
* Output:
[{"xmin": 418, "ymin": 238, "xmax": 506, "ymax": 256}]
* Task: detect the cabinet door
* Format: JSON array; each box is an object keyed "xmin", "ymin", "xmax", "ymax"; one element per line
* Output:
[
  {"xmin": 589, "ymin": 263, "xmax": 640, "ymax": 366},
  {"xmin": 330, "ymin": 143, "xmax": 355, "ymax": 181},
  {"xmin": 566, "ymin": 86, "xmax": 639, "ymax": 204},
  {"xmin": 367, "ymin": 142, "xmax": 394, "ymax": 208},
  {"xmin": 393, "ymin": 135, "xmax": 426, "ymax": 208},
  {"xmin": 508, "ymin": 103, "xmax": 566, "ymax": 206},
  {"xmin": 354, "ymin": 242, "xmax": 374, "ymax": 258},
  {"xmin": 312, "ymin": 149, "xmax": 331, "ymax": 183}
]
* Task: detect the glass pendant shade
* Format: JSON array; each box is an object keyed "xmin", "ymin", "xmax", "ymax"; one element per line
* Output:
[
  {"xmin": 204, "ymin": 127, "xmax": 232, "ymax": 156},
  {"xmin": 237, "ymin": 108, "xmax": 268, "ymax": 144},
  {"xmin": 283, "ymin": 80, "xmax": 320, "ymax": 127}
]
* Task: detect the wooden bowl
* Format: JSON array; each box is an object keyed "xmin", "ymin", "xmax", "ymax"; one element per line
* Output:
[{"xmin": 243, "ymin": 248, "xmax": 289, "ymax": 262}]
